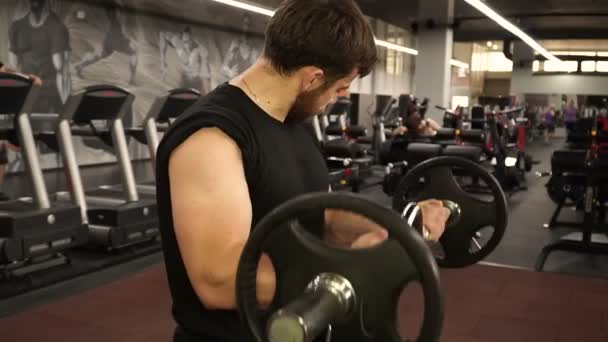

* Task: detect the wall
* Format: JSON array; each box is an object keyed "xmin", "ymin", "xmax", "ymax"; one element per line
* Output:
[
  {"xmin": 451, "ymin": 42, "xmax": 487, "ymax": 107},
  {"xmin": 512, "ymin": 73, "xmax": 608, "ymax": 96},
  {"xmin": 483, "ymin": 79, "xmax": 511, "ymax": 97},
  {"xmin": 1, "ymin": 0, "xmax": 416, "ymax": 171},
  {"xmin": 1, "ymin": 0, "xmax": 272, "ymax": 173},
  {"xmin": 511, "ymin": 41, "xmax": 608, "ymax": 96}
]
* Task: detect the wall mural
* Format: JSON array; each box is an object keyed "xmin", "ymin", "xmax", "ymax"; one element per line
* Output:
[{"xmin": 0, "ymin": 0, "xmax": 265, "ymax": 172}]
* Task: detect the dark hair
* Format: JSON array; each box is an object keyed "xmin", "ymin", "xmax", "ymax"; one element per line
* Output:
[
  {"xmin": 263, "ymin": 0, "xmax": 377, "ymax": 83},
  {"xmin": 406, "ymin": 113, "xmax": 423, "ymax": 131}
]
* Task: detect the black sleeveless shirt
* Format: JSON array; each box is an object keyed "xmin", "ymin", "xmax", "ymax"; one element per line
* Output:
[{"xmin": 155, "ymin": 83, "xmax": 329, "ymax": 341}]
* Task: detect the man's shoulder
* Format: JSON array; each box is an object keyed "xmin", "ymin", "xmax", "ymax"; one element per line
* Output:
[
  {"xmin": 9, "ymin": 15, "xmax": 29, "ymax": 32},
  {"xmin": 45, "ymin": 13, "xmax": 67, "ymax": 30},
  {"xmin": 162, "ymin": 85, "xmax": 252, "ymax": 146}
]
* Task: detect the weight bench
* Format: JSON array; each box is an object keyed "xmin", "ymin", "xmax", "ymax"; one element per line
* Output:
[
  {"xmin": 322, "ymin": 138, "xmax": 375, "ymax": 192},
  {"xmin": 325, "ymin": 124, "xmax": 368, "ymax": 140},
  {"xmin": 460, "ymin": 129, "xmax": 485, "ymax": 145},
  {"xmin": 323, "ymin": 138, "xmax": 366, "ymax": 159}
]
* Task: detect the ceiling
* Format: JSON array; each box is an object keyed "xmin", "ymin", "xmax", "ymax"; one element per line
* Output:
[{"xmin": 355, "ymin": 0, "xmax": 608, "ymax": 41}]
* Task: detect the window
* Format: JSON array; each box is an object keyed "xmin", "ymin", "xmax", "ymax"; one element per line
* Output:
[
  {"xmin": 532, "ymin": 49, "xmax": 608, "ymax": 74},
  {"xmin": 385, "ymin": 25, "xmax": 407, "ymax": 75},
  {"xmin": 487, "ymin": 51, "xmax": 513, "ymax": 72},
  {"xmin": 552, "ymin": 51, "xmax": 596, "ymax": 57},
  {"xmin": 471, "ymin": 44, "xmax": 489, "ymax": 72},
  {"xmin": 597, "ymin": 61, "xmax": 608, "ymax": 72},
  {"xmin": 543, "ymin": 60, "xmax": 578, "ymax": 72},
  {"xmin": 581, "ymin": 61, "xmax": 596, "ymax": 72},
  {"xmin": 452, "ymin": 96, "xmax": 469, "ymax": 110}
]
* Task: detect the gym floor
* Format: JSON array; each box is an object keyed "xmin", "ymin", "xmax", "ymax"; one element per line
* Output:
[{"xmin": 1, "ymin": 128, "xmax": 607, "ymax": 341}]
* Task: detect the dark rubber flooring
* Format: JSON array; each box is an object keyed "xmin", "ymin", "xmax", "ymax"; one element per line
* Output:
[{"xmin": 1, "ymin": 263, "xmax": 607, "ymax": 342}]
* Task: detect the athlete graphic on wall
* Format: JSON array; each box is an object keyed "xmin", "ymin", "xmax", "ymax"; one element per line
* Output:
[
  {"xmin": 160, "ymin": 26, "xmax": 212, "ymax": 94},
  {"xmin": 220, "ymin": 14, "xmax": 260, "ymax": 81},
  {"xmin": 8, "ymin": 0, "xmax": 71, "ymax": 113},
  {"xmin": 73, "ymin": 0, "xmax": 138, "ymax": 85}
]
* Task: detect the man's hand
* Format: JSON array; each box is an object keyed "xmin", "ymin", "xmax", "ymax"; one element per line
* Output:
[
  {"xmin": 29, "ymin": 75, "xmax": 42, "ymax": 86},
  {"xmin": 418, "ymin": 199, "xmax": 450, "ymax": 241},
  {"xmin": 392, "ymin": 126, "xmax": 408, "ymax": 136}
]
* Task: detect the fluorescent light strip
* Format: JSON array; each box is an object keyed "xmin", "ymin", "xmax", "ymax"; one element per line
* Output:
[
  {"xmin": 463, "ymin": 0, "xmax": 560, "ymax": 63},
  {"xmin": 211, "ymin": 0, "xmax": 275, "ymax": 17},
  {"xmin": 374, "ymin": 39, "xmax": 419, "ymax": 56},
  {"xmin": 449, "ymin": 59, "xmax": 470, "ymax": 69},
  {"xmin": 212, "ymin": 0, "xmax": 469, "ymax": 69}
]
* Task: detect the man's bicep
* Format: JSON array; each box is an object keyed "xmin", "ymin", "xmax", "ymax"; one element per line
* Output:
[{"xmin": 169, "ymin": 128, "xmax": 252, "ymax": 282}]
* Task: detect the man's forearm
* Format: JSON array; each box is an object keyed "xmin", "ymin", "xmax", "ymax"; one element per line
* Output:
[{"xmin": 324, "ymin": 209, "xmax": 385, "ymax": 247}]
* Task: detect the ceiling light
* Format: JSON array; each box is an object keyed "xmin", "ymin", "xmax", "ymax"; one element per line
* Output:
[
  {"xmin": 374, "ymin": 39, "xmax": 419, "ymax": 56},
  {"xmin": 211, "ymin": 0, "xmax": 275, "ymax": 17},
  {"xmin": 492, "ymin": 44, "xmax": 498, "ymax": 50},
  {"xmin": 450, "ymin": 59, "xmax": 470, "ymax": 69},
  {"xmin": 212, "ymin": 0, "xmax": 468, "ymax": 69},
  {"xmin": 464, "ymin": 0, "xmax": 561, "ymax": 63},
  {"xmin": 487, "ymin": 41, "xmax": 493, "ymax": 47}
]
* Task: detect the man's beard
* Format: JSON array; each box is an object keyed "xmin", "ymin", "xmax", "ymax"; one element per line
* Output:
[{"xmin": 287, "ymin": 87, "xmax": 325, "ymax": 124}]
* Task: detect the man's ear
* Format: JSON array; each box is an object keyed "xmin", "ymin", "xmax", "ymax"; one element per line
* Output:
[{"xmin": 301, "ymin": 67, "xmax": 325, "ymax": 92}]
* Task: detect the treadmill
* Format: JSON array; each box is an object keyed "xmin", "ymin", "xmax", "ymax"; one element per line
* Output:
[
  {"xmin": 100, "ymin": 88, "xmax": 200, "ymax": 195},
  {"xmin": 0, "ymin": 72, "xmax": 87, "ymax": 276},
  {"xmin": 55, "ymin": 85, "xmax": 158, "ymax": 250}
]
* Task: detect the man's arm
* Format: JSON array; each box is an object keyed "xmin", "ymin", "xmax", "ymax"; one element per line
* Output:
[
  {"xmin": 221, "ymin": 42, "xmax": 239, "ymax": 79},
  {"xmin": 325, "ymin": 200, "xmax": 449, "ymax": 248},
  {"xmin": 159, "ymin": 32, "xmax": 168, "ymax": 77},
  {"xmin": 8, "ymin": 52, "xmax": 19, "ymax": 71},
  {"xmin": 52, "ymin": 52, "xmax": 69, "ymax": 103},
  {"xmin": 169, "ymin": 128, "xmax": 276, "ymax": 310}
]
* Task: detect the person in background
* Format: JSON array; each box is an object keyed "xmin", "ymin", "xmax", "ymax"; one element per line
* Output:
[
  {"xmin": 405, "ymin": 113, "xmax": 441, "ymax": 137},
  {"xmin": 563, "ymin": 100, "xmax": 578, "ymax": 134},
  {"xmin": 0, "ymin": 61, "xmax": 42, "ymax": 200},
  {"xmin": 543, "ymin": 105, "xmax": 556, "ymax": 143}
]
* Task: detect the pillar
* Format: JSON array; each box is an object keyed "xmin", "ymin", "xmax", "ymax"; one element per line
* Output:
[{"xmin": 414, "ymin": 0, "xmax": 455, "ymax": 121}]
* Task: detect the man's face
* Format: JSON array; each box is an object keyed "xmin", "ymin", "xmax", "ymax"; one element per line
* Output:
[
  {"xmin": 289, "ymin": 69, "xmax": 358, "ymax": 123},
  {"xmin": 29, "ymin": 0, "xmax": 47, "ymax": 15}
]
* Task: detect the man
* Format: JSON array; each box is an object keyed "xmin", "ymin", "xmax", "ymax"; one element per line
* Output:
[
  {"xmin": 159, "ymin": 26, "xmax": 212, "ymax": 93},
  {"xmin": 9, "ymin": 0, "xmax": 71, "ymax": 113},
  {"xmin": 563, "ymin": 100, "xmax": 578, "ymax": 133},
  {"xmin": 543, "ymin": 105, "xmax": 556, "ymax": 143},
  {"xmin": 74, "ymin": 0, "xmax": 138, "ymax": 85},
  {"xmin": 155, "ymin": 1, "xmax": 450, "ymax": 341},
  {"xmin": 220, "ymin": 14, "xmax": 259, "ymax": 81}
]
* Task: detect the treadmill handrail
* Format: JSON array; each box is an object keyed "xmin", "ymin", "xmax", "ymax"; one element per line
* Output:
[
  {"xmin": 169, "ymin": 88, "xmax": 201, "ymax": 96},
  {"xmin": 60, "ymin": 84, "xmax": 134, "ymax": 122}
]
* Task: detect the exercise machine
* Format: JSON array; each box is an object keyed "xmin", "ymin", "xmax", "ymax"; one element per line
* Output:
[
  {"xmin": 536, "ymin": 115, "xmax": 608, "ymax": 271},
  {"xmin": 0, "ymin": 72, "xmax": 87, "ymax": 277},
  {"xmin": 100, "ymin": 88, "xmax": 200, "ymax": 195},
  {"xmin": 55, "ymin": 85, "xmax": 158, "ymax": 250}
]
